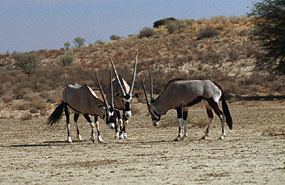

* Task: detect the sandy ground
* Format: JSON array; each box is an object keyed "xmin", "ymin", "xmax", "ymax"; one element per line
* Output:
[{"xmin": 0, "ymin": 101, "xmax": 285, "ymax": 185}]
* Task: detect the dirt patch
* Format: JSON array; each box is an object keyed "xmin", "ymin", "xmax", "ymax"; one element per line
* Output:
[{"xmin": 0, "ymin": 101, "xmax": 285, "ymax": 184}]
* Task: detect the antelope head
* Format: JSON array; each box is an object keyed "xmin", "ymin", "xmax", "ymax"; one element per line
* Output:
[
  {"xmin": 140, "ymin": 75, "xmax": 161, "ymax": 127},
  {"xmin": 110, "ymin": 54, "xmax": 138, "ymax": 119},
  {"xmin": 95, "ymin": 71, "xmax": 116, "ymax": 129}
]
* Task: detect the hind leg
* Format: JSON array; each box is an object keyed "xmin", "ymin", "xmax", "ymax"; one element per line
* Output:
[
  {"xmin": 201, "ymin": 107, "xmax": 214, "ymax": 139},
  {"xmin": 207, "ymin": 99, "xmax": 226, "ymax": 139},
  {"xmin": 64, "ymin": 107, "xmax": 72, "ymax": 143},
  {"xmin": 94, "ymin": 116, "xmax": 103, "ymax": 143},
  {"xmin": 73, "ymin": 113, "xmax": 82, "ymax": 141},
  {"xmin": 183, "ymin": 108, "xmax": 188, "ymax": 138}
]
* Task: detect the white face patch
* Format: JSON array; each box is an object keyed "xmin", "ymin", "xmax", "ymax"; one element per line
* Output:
[
  {"xmin": 108, "ymin": 123, "xmax": 115, "ymax": 129},
  {"xmin": 152, "ymin": 120, "xmax": 159, "ymax": 127},
  {"xmin": 125, "ymin": 111, "xmax": 132, "ymax": 118}
]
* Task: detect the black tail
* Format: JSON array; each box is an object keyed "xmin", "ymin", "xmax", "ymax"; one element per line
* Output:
[
  {"xmin": 221, "ymin": 92, "xmax": 232, "ymax": 130},
  {"xmin": 46, "ymin": 102, "xmax": 67, "ymax": 126}
]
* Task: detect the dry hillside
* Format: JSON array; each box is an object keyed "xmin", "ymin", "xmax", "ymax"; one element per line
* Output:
[{"xmin": 0, "ymin": 16, "xmax": 284, "ymax": 119}]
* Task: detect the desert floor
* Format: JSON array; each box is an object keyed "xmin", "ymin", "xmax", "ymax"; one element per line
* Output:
[{"xmin": 0, "ymin": 100, "xmax": 285, "ymax": 184}]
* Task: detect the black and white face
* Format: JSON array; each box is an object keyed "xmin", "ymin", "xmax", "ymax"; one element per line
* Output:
[
  {"xmin": 105, "ymin": 108, "xmax": 116, "ymax": 129},
  {"xmin": 123, "ymin": 94, "xmax": 132, "ymax": 119}
]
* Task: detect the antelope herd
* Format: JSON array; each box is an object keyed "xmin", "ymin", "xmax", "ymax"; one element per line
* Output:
[{"xmin": 47, "ymin": 54, "xmax": 233, "ymax": 143}]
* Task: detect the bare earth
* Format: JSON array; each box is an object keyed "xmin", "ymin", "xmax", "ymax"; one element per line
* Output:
[{"xmin": 0, "ymin": 101, "xmax": 285, "ymax": 185}]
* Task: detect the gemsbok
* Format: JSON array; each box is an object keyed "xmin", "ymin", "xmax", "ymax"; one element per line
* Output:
[
  {"xmin": 46, "ymin": 71, "xmax": 116, "ymax": 143},
  {"xmin": 107, "ymin": 54, "xmax": 138, "ymax": 139},
  {"xmin": 140, "ymin": 75, "xmax": 232, "ymax": 141}
]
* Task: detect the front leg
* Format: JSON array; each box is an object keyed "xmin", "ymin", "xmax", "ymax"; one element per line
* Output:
[{"xmin": 174, "ymin": 107, "xmax": 183, "ymax": 141}]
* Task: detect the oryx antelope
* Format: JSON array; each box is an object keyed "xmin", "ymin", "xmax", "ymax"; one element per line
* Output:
[
  {"xmin": 107, "ymin": 55, "xmax": 138, "ymax": 139},
  {"xmin": 46, "ymin": 72, "xmax": 116, "ymax": 143},
  {"xmin": 140, "ymin": 76, "xmax": 232, "ymax": 141}
]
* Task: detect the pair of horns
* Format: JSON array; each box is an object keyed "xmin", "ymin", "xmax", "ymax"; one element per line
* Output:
[
  {"xmin": 94, "ymin": 71, "xmax": 114, "ymax": 109},
  {"xmin": 110, "ymin": 53, "xmax": 138, "ymax": 97},
  {"xmin": 140, "ymin": 74, "xmax": 154, "ymax": 107}
]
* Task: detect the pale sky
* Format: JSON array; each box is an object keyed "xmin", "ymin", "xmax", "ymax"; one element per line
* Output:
[{"xmin": 0, "ymin": 0, "xmax": 261, "ymax": 53}]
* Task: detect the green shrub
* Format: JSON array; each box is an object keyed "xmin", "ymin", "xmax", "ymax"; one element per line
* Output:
[
  {"xmin": 61, "ymin": 55, "xmax": 74, "ymax": 66},
  {"xmin": 166, "ymin": 21, "xmax": 186, "ymax": 34},
  {"xmin": 138, "ymin": 27, "xmax": 154, "ymax": 39},
  {"xmin": 110, "ymin": 34, "xmax": 123, "ymax": 41},
  {"xmin": 14, "ymin": 53, "xmax": 40, "ymax": 74}
]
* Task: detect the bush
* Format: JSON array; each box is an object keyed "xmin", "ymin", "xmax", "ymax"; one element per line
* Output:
[
  {"xmin": 138, "ymin": 27, "xmax": 154, "ymax": 39},
  {"xmin": 14, "ymin": 53, "xmax": 40, "ymax": 74},
  {"xmin": 166, "ymin": 21, "xmax": 186, "ymax": 34},
  {"xmin": 110, "ymin": 34, "xmax": 123, "ymax": 41},
  {"xmin": 153, "ymin": 17, "xmax": 177, "ymax": 28},
  {"xmin": 197, "ymin": 26, "xmax": 219, "ymax": 40},
  {"xmin": 61, "ymin": 55, "xmax": 74, "ymax": 66}
]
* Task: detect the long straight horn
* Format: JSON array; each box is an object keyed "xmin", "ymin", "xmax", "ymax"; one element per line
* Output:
[
  {"xmin": 109, "ymin": 57, "xmax": 126, "ymax": 96},
  {"xmin": 94, "ymin": 72, "xmax": 109, "ymax": 108},
  {"xmin": 140, "ymin": 75, "xmax": 151, "ymax": 107},
  {"xmin": 150, "ymin": 75, "xmax": 154, "ymax": 102},
  {"xmin": 129, "ymin": 53, "xmax": 138, "ymax": 96},
  {"xmin": 109, "ymin": 69, "xmax": 114, "ymax": 109}
]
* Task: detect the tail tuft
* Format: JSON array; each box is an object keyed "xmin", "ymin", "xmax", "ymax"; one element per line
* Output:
[
  {"xmin": 46, "ymin": 102, "xmax": 66, "ymax": 126},
  {"xmin": 221, "ymin": 93, "xmax": 232, "ymax": 130}
]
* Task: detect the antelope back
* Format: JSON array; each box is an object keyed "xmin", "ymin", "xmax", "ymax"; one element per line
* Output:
[{"xmin": 62, "ymin": 84, "xmax": 105, "ymax": 117}]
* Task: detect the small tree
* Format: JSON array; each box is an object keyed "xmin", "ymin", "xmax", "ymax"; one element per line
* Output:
[
  {"xmin": 64, "ymin": 42, "xmax": 70, "ymax": 50},
  {"xmin": 153, "ymin": 17, "xmax": 177, "ymax": 28},
  {"xmin": 73, "ymin": 37, "xmax": 85, "ymax": 47},
  {"xmin": 14, "ymin": 53, "xmax": 40, "ymax": 74},
  {"xmin": 249, "ymin": 0, "xmax": 285, "ymax": 74}
]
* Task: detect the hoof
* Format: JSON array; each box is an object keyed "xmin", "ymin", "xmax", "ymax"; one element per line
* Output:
[
  {"xmin": 114, "ymin": 132, "xmax": 119, "ymax": 140},
  {"xmin": 173, "ymin": 137, "xmax": 181, "ymax": 141},
  {"xmin": 218, "ymin": 135, "xmax": 225, "ymax": 140},
  {"xmin": 90, "ymin": 136, "xmax": 95, "ymax": 143},
  {"xmin": 123, "ymin": 133, "xmax": 128, "ymax": 139},
  {"xmin": 98, "ymin": 136, "xmax": 103, "ymax": 143},
  {"xmin": 67, "ymin": 137, "xmax": 72, "ymax": 143},
  {"xmin": 77, "ymin": 135, "xmax": 83, "ymax": 141},
  {"xmin": 119, "ymin": 134, "xmax": 125, "ymax": 140},
  {"xmin": 200, "ymin": 136, "xmax": 207, "ymax": 140}
]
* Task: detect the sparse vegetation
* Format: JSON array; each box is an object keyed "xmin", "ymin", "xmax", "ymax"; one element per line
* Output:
[{"xmin": 0, "ymin": 16, "xmax": 284, "ymax": 115}]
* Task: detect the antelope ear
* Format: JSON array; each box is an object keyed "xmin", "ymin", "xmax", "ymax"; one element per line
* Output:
[
  {"xmin": 134, "ymin": 93, "xmax": 140, "ymax": 98},
  {"xmin": 114, "ymin": 92, "xmax": 120, "ymax": 97},
  {"xmin": 98, "ymin": 104, "xmax": 104, "ymax": 109}
]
